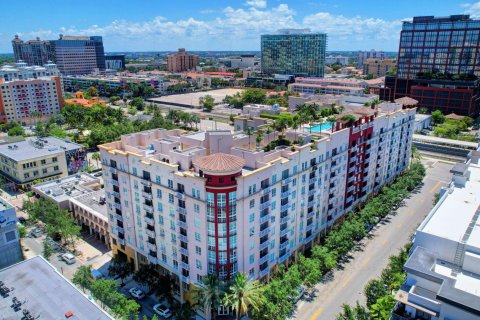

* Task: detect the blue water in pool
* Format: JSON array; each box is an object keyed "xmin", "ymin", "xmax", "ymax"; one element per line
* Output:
[{"xmin": 307, "ymin": 122, "xmax": 332, "ymax": 133}]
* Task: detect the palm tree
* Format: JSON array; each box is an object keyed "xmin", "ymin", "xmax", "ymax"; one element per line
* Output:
[
  {"xmin": 291, "ymin": 115, "xmax": 300, "ymax": 141},
  {"xmin": 317, "ymin": 117, "xmax": 325, "ymax": 135},
  {"xmin": 167, "ymin": 109, "xmax": 178, "ymax": 123},
  {"xmin": 245, "ymin": 127, "xmax": 254, "ymax": 149},
  {"xmin": 91, "ymin": 152, "xmax": 101, "ymax": 167},
  {"xmin": 192, "ymin": 274, "xmax": 225, "ymax": 320},
  {"xmin": 191, "ymin": 115, "xmax": 200, "ymax": 129},
  {"xmin": 327, "ymin": 115, "xmax": 337, "ymax": 132},
  {"xmin": 255, "ymin": 131, "xmax": 264, "ymax": 149},
  {"xmin": 223, "ymin": 273, "xmax": 265, "ymax": 320}
]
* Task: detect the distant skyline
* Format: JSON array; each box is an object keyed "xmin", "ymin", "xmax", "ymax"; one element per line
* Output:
[{"xmin": 2, "ymin": 0, "xmax": 480, "ymax": 53}]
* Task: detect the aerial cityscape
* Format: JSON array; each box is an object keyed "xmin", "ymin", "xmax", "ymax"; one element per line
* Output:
[{"xmin": 1, "ymin": 1, "xmax": 480, "ymax": 319}]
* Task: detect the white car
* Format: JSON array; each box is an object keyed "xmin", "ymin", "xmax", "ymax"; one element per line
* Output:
[
  {"xmin": 61, "ymin": 252, "xmax": 76, "ymax": 265},
  {"xmin": 128, "ymin": 287, "xmax": 145, "ymax": 300},
  {"xmin": 153, "ymin": 304, "xmax": 172, "ymax": 318}
]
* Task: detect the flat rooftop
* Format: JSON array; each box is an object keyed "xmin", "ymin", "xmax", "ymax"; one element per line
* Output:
[
  {"xmin": 71, "ymin": 189, "xmax": 108, "ymax": 219},
  {"xmin": 32, "ymin": 172, "xmax": 101, "ymax": 203},
  {"xmin": 0, "ymin": 137, "xmax": 84, "ymax": 162},
  {"xmin": 149, "ymin": 88, "xmax": 244, "ymax": 107},
  {"xmin": 0, "ymin": 256, "xmax": 112, "ymax": 319},
  {"xmin": 0, "ymin": 196, "xmax": 13, "ymax": 212},
  {"xmin": 419, "ymin": 162, "xmax": 480, "ymax": 248}
]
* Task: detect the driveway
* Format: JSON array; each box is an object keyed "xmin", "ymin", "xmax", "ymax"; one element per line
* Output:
[{"xmin": 291, "ymin": 158, "xmax": 454, "ymax": 320}]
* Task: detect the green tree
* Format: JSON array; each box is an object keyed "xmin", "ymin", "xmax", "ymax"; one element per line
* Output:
[
  {"xmin": 109, "ymin": 96, "xmax": 121, "ymax": 104},
  {"xmin": 8, "ymin": 125, "xmax": 25, "ymax": 136},
  {"xmin": 171, "ymin": 301, "xmax": 196, "ymax": 320},
  {"xmin": 91, "ymin": 278, "xmax": 119, "ymax": 308},
  {"xmin": 91, "ymin": 152, "xmax": 101, "ymax": 167},
  {"xmin": 72, "ymin": 265, "xmax": 93, "ymax": 293},
  {"xmin": 192, "ymin": 274, "xmax": 225, "ymax": 320},
  {"xmin": 255, "ymin": 130, "xmax": 264, "ymax": 149},
  {"xmin": 311, "ymin": 246, "xmax": 337, "ymax": 274},
  {"xmin": 327, "ymin": 115, "xmax": 337, "ymax": 132},
  {"xmin": 199, "ymin": 95, "xmax": 215, "ymax": 112},
  {"xmin": 242, "ymin": 89, "xmax": 267, "ymax": 104},
  {"xmin": 133, "ymin": 264, "xmax": 157, "ymax": 293},
  {"xmin": 364, "ymin": 279, "xmax": 388, "ymax": 307},
  {"xmin": 87, "ymin": 86, "xmax": 99, "ymax": 97},
  {"xmin": 110, "ymin": 294, "xmax": 140, "ymax": 319},
  {"xmin": 431, "ymin": 110, "xmax": 445, "ymax": 125},
  {"xmin": 223, "ymin": 273, "xmax": 265, "ymax": 320},
  {"xmin": 245, "ymin": 127, "xmax": 254, "ymax": 149},
  {"xmin": 298, "ymin": 255, "xmax": 322, "ymax": 288},
  {"xmin": 108, "ymin": 255, "xmax": 134, "ymax": 285},
  {"xmin": 369, "ymin": 295, "xmax": 395, "ymax": 320},
  {"xmin": 130, "ymin": 97, "xmax": 145, "ymax": 110},
  {"xmin": 42, "ymin": 238, "xmax": 54, "ymax": 260},
  {"xmin": 17, "ymin": 225, "xmax": 26, "ymax": 239}
]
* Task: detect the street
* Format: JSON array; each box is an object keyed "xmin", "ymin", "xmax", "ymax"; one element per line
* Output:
[{"xmin": 291, "ymin": 158, "xmax": 454, "ymax": 320}]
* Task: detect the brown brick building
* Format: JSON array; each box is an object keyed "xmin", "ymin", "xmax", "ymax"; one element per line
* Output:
[{"xmin": 167, "ymin": 48, "xmax": 199, "ymax": 72}]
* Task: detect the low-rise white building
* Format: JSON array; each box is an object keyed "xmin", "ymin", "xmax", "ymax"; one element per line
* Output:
[{"xmin": 393, "ymin": 152, "xmax": 480, "ymax": 320}]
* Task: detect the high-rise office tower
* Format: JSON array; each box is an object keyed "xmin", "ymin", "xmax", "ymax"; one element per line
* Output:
[
  {"xmin": 383, "ymin": 15, "xmax": 480, "ymax": 116},
  {"xmin": 261, "ymin": 29, "xmax": 327, "ymax": 77}
]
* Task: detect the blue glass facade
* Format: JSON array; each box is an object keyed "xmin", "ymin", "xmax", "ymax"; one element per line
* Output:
[{"xmin": 261, "ymin": 32, "xmax": 327, "ymax": 77}]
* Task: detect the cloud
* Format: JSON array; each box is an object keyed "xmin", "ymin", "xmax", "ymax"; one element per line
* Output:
[
  {"xmin": 245, "ymin": 0, "xmax": 267, "ymax": 8},
  {"xmin": 462, "ymin": 2, "xmax": 480, "ymax": 17},
  {"xmin": 4, "ymin": 3, "xmax": 405, "ymax": 51}
]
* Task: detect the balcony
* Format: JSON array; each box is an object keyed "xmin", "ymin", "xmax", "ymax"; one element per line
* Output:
[
  {"xmin": 350, "ymin": 156, "xmax": 357, "ymax": 163},
  {"xmin": 281, "ymin": 190, "xmax": 291, "ymax": 198},
  {"xmin": 181, "ymin": 261, "xmax": 189, "ymax": 270},
  {"xmin": 279, "ymin": 251, "xmax": 290, "ymax": 263},
  {"xmin": 143, "ymin": 204, "xmax": 153, "ymax": 214},
  {"xmin": 280, "ymin": 215, "xmax": 289, "ymax": 224},
  {"xmin": 117, "ymin": 238, "xmax": 125, "ymax": 245},
  {"xmin": 259, "ymin": 254, "xmax": 269, "ymax": 265},
  {"xmin": 112, "ymin": 191, "xmax": 121, "ymax": 198},
  {"xmin": 260, "ymin": 200, "xmax": 271, "ymax": 211},
  {"xmin": 347, "ymin": 185, "xmax": 355, "ymax": 193},
  {"xmin": 146, "ymin": 229, "xmax": 155, "ymax": 238},
  {"xmin": 262, "ymin": 186, "xmax": 271, "ymax": 195},
  {"xmin": 116, "ymin": 213, "xmax": 123, "ymax": 222},
  {"xmin": 117, "ymin": 226, "xmax": 124, "ymax": 234},
  {"xmin": 260, "ymin": 226, "xmax": 270, "ymax": 238},
  {"xmin": 306, "ymin": 223, "xmax": 314, "ymax": 232},
  {"xmin": 260, "ymin": 213, "xmax": 270, "ymax": 225},
  {"xmin": 346, "ymin": 196, "xmax": 353, "ymax": 203},
  {"xmin": 280, "ymin": 227, "xmax": 288, "ymax": 237},
  {"xmin": 259, "ymin": 268, "xmax": 270, "ymax": 278},
  {"xmin": 142, "ymin": 192, "xmax": 153, "ymax": 200},
  {"xmin": 259, "ymin": 239, "xmax": 269, "ymax": 251},
  {"xmin": 177, "ymin": 220, "xmax": 187, "ymax": 229},
  {"xmin": 147, "ymin": 242, "xmax": 157, "ymax": 252},
  {"xmin": 347, "ymin": 175, "xmax": 355, "ymax": 183},
  {"xmin": 176, "ymin": 192, "xmax": 185, "ymax": 200},
  {"xmin": 109, "ymin": 167, "xmax": 117, "ymax": 174},
  {"xmin": 147, "ymin": 254, "xmax": 157, "ymax": 264},
  {"xmin": 177, "ymin": 207, "xmax": 187, "ymax": 215},
  {"xmin": 281, "ymin": 177, "xmax": 291, "ymax": 185},
  {"xmin": 179, "ymin": 247, "xmax": 188, "ymax": 255},
  {"xmin": 348, "ymin": 166, "xmax": 355, "ymax": 174},
  {"xmin": 309, "ymin": 178, "xmax": 316, "ymax": 185},
  {"xmin": 364, "ymin": 157, "xmax": 370, "ymax": 164},
  {"xmin": 179, "ymin": 234, "xmax": 188, "ymax": 243},
  {"xmin": 305, "ymin": 233, "xmax": 315, "ymax": 243},
  {"xmin": 145, "ymin": 215, "xmax": 155, "ymax": 226},
  {"xmin": 280, "ymin": 203, "xmax": 290, "ymax": 212},
  {"xmin": 307, "ymin": 200, "xmax": 314, "ymax": 208},
  {"xmin": 141, "ymin": 179, "xmax": 152, "ymax": 186},
  {"xmin": 308, "ymin": 189, "xmax": 315, "ymax": 196},
  {"xmin": 307, "ymin": 210, "xmax": 314, "ymax": 218},
  {"xmin": 280, "ymin": 240, "xmax": 289, "ymax": 250},
  {"xmin": 181, "ymin": 275, "xmax": 190, "ymax": 284}
]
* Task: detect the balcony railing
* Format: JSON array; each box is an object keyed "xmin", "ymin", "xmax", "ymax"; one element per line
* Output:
[
  {"xmin": 177, "ymin": 207, "xmax": 187, "ymax": 215},
  {"xmin": 117, "ymin": 226, "xmax": 124, "ymax": 234},
  {"xmin": 308, "ymin": 189, "xmax": 315, "ymax": 196},
  {"xmin": 145, "ymin": 216, "xmax": 155, "ymax": 226},
  {"xmin": 280, "ymin": 203, "xmax": 290, "ymax": 212},
  {"xmin": 181, "ymin": 261, "xmax": 189, "ymax": 270},
  {"xmin": 146, "ymin": 229, "xmax": 155, "ymax": 238},
  {"xmin": 280, "ymin": 215, "xmax": 289, "ymax": 224},
  {"xmin": 142, "ymin": 192, "xmax": 153, "ymax": 200},
  {"xmin": 116, "ymin": 213, "xmax": 123, "ymax": 222},
  {"xmin": 147, "ymin": 242, "xmax": 157, "ymax": 252},
  {"xmin": 259, "ymin": 239, "xmax": 269, "ymax": 251},
  {"xmin": 279, "ymin": 251, "xmax": 289, "ymax": 263},
  {"xmin": 260, "ymin": 200, "xmax": 271, "ymax": 211},
  {"xmin": 259, "ymin": 268, "xmax": 270, "ymax": 278},
  {"xmin": 281, "ymin": 190, "xmax": 291, "ymax": 198},
  {"xmin": 140, "ymin": 179, "xmax": 152, "ymax": 186},
  {"xmin": 176, "ymin": 192, "xmax": 185, "ymax": 200},
  {"xmin": 181, "ymin": 275, "xmax": 190, "ymax": 284},
  {"xmin": 117, "ymin": 238, "xmax": 125, "ymax": 245},
  {"xmin": 307, "ymin": 200, "xmax": 314, "ymax": 208},
  {"xmin": 109, "ymin": 167, "xmax": 117, "ymax": 174},
  {"xmin": 306, "ymin": 223, "xmax": 314, "ymax": 232},
  {"xmin": 179, "ymin": 234, "xmax": 188, "ymax": 243},
  {"xmin": 281, "ymin": 177, "xmax": 291, "ymax": 185},
  {"xmin": 309, "ymin": 178, "xmax": 316, "ymax": 185},
  {"xmin": 259, "ymin": 254, "xmax": 269, "ymax": 265},
  {"xmin": 260, "ymin": 226, "xmax": 270, "ymax": 238},
  {"xmin": 260, "ymin": 213, "xmax": 270, "ymax": 225},
  {"xmin": 280, "ymin": 227, "xmax": 288, "ymax": 237},
  {"xmin": 177, "ymin": 220, "xmax": 187, "ymax": 229},
  {"xmin": 147, "ymin": 254, "xmax": 157, "ymax": 264},
  {"xmin": 179, "ymin": 247, "xmax": 188, "ymax": 255},
  {"xmin": 143, "ymin": 204, "xmax": 153, "ymax": 214},
  {"xmin": 262, "ymin": 186, "xmax": 271, "ymax": 195}
]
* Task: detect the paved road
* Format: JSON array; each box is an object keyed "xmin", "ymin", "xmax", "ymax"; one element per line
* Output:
[{"xmin": 292, "ymin": 159, "xmax": 454, "ymax": 320}]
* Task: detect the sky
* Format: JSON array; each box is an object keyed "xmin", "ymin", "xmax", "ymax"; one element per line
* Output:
[{"xmin": 2, "ymin": 0, "xmax": 480, "ymax": 53}]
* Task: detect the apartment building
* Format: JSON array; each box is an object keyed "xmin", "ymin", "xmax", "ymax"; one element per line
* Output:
[
  {"xmin": 0, "ymin": 196, "xmax": 21, "ymax": 269},
  {"xmin": 288, "ymin": 77, "xmax": 384, "ymax": 96},
  {"xmin": 0, "ymin": 137, "xmax": 87, "ymax": 189},
  {"xmin": 357, "ymin": 49, "xmax": 386, "ymax": 69},
  {"xmin": 99, "ymin": 103, "xmax": 415, "ymax": 314},
  {"xmin": 363, "ymin": 58, "xmax": 396, "ymax": 77},
  {"xmin": 393, "ymin": 152, "xmax": 480, "ymax": 320},
  {"xmin": 11, "ymin": 35, "xmax": 54, "ymax": 66},
  {"xmin": 167, "ymin": 48, "xmax": 199, "ymax": 73}
]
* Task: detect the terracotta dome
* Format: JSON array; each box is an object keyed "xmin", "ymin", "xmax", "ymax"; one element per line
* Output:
[{"xmin": 193, "ymin": 153, "xmax": 245, "ymax": 174}]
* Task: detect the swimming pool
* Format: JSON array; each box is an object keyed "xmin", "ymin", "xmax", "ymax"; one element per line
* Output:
[{"xmin": 307, "ymin": 122, "xmax": 332, "ymax": 133}]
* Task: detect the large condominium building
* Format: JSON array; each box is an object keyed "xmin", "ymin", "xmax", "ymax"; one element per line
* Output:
[
  {"xmin": 11, "ymin": 35, "xmax": 54, "ymax": 66},
  {"xmin": 0, "ymin": 196, "xmax": 21, "ymax": 269},
  {"xmin": 167, "ymin": 48, "xmax": 199, "ymax": 73},
  {"xmin": 288, "ymin": 77, "xmax": 384, "ymax": 96},
  {"xmin": 0, "ymin": 61, "xmax": 63, "ymax": 124},
  {"xmin": 383, "ymin": 15, "xmax": 480, "ymax": 116},
  {"xmin": 11, "ymin": 35, "xmax": 106, "ymax": 75},
  {"xmin": 261, "ymin": 29, "xmax": 327, "ymax": 77},
  {"xmin": 0, "ymin": 137, "xmax": 87, "ymax": 189},
  {"xmin": 357, "ymin": 50, "xmax": 386, "ymax": 69},
  {"xmin": 99, "ymin": 103, "xmax": 415, "ymax": 315},
  {"xmin": 393, "ymin": 152, "xmax": 480, "ymax": 320},
  {"xmin": 363, "ymin": 58, "xmax": 396, "ymax": 77}
]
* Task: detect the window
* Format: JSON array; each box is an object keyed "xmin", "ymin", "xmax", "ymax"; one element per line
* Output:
[
  {"xmin": 272, "ymin": 174, "xmax": 277, "ymax": 184},
  {"xmin": 249, "ymin": 199, "xmax": 255, "ymax": 209},
  {"xmin": 168, "ymin": 179, "xmax": 173, "ymax": 189},
  {"xmin": 168, "ymin": 193, "xmax": 174, "ymax": 204},
  {"xmin": 156, "ymin": 175, "xmax": 161, "ymax": 184},
  {"xmin": 196, "ymin": 260, "xmax": 202, "ymax": 270},
  {"xmin": 194, "ymin": 218, "xmax": 201, "ymax": 228},
  {"xmin": 42, "ymin": 168, "xmax": 47, "ymax": 174},
  {"xmin": 195, "ymin": 246, "xmax": 202, "ymax": 255},
  {"xmin": 249, "ymin": 213, "xmax": 255, "ymax": 223},
  {"xmin": 156, "ymin": 189, "xmax": 162, "ymax": 199},
  {"xmin": 194, "ymin": 204, "xmax": 200, "ymax": 213},
  {"xmin": 249, "ymin": 227, "xmax": 255, "ymax": 237},
  {"xmin": 249, "ymin": 268, "xmax": 254, "ymax": 276},
  {"xmin": 53, "ymin": 166, "xmax": 59, "ymax": 171},
  {"xmin": 249, "ymin": 254, "xmax": 254, "ymax": 264},
  {"xmin": 52, "ymin": 157, "xmax": 57, "ymax": 162},
  {"xmin": 41, "ymin": 159, "xmax": 46, "ymax": 165},
  {"xmin": 195, "ymin": 232, "xmax": 201, "ymax": 241}
]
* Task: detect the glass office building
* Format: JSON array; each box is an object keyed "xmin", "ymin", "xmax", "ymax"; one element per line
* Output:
[
  {"xmin": 382, "ymin": 15, "xmax": 480, "ymax": 115},
  {"xmin": 261, "ymin": 30, "xmax": 327, "ymax": 77}
]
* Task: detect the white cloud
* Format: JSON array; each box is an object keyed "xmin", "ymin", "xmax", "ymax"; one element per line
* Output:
[
  {"xmin": 3, "ymin": 3, "xmax": 406, "ymax": 51},
  {"xmin": 245, "ymin": 0, "xmax": 267, "ymax": 9},
  {"xmin": 462, "ymin": 2, "xmax": 480, "ymax": 17}
]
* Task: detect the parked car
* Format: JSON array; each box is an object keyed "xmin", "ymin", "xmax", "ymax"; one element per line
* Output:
[
  {"xmin": 30, "ymin": 227, "xmax": 43, "ymax": 238},
  {"xmin": 17, "ymin": 217, "xmax": 27, "ymax": 225},
  {"xmin": 128, "ymin": 287, "xmax": 145, "ymax": 300},
  {"xmin": 91, "ymin": 269, "xmax": 105, "ymax": 280},
  {"xmin": 153, "ymin": 304, "xmax": 172, "ymax": 318},
  {"xmin": 61, "ymin": 252, "xmax": 76, "ymax": 265}
]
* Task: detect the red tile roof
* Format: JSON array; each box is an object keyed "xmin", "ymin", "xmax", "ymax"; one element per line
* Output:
[{"xmin": 193, "ymin": 153, "xmax": 245, "ymax": 174}]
